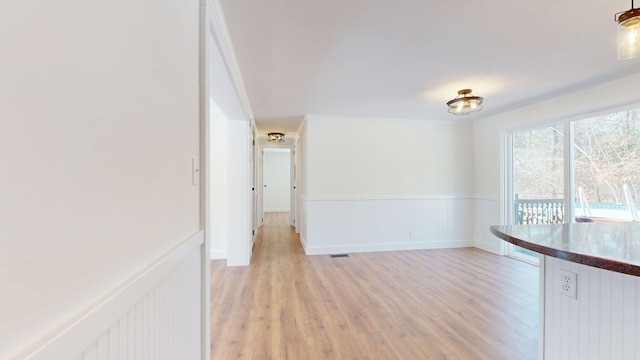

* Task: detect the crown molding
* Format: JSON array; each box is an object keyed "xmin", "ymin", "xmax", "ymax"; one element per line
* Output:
[
  {"xmin": 303, "ymin": 113, "xmax": 472, "ymax": 127},
  {"xmin": 474, "ymin": 71, "xmax": 640, "ymax": 126}
]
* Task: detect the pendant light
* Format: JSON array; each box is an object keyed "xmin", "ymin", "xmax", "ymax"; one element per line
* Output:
[{"xmin": 615, "ymin": 0, "xmax": 640, "ymax": 59}]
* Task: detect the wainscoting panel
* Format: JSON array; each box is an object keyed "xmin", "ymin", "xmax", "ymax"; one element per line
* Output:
[
  {"xmin": 299, "ymin": 197, "xmax": 308, "ymax": 252},
  {"xmin": 543, "ymin": 256, "xmax": 640, "ymax": 360},
  {"xmin": 302, "ymin": 197, "xmax": 474, "ymax": 255},
  {"xmin": 26, "ymin": 233, "xmax": 203, "ymax": 360}
]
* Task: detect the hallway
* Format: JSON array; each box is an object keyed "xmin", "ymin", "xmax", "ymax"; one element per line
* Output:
[{"xmin": 210, "ymin": 212, "xmax": 538, "ymax": 359}]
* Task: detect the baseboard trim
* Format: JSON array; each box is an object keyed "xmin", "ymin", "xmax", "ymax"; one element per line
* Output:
[
  {"xmin": 300, "ymin": 235, "xmax": 308, "ymax": 254},
  {"xmin": 264, "ymin": 208, "xmax": 290, "ymax": 212},
  {"xmin": 210, "ymin": 249, "xmax": 227, "ymax": 259},
  {"xmin": 302, "ymin": 194, "xmax": 476, "ymax": 201},
  {"xmin": 474, "ymin": 238, "xmax": 502, "ymax": 255},
  {"xmin": 304, "ymin": 240, "xmax": 473, "ymax": 256}
]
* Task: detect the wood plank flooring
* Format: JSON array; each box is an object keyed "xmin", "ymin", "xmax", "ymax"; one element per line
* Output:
[{"xmin": 211, "ymin": 212, "xmax": 538, "ymax": 359}]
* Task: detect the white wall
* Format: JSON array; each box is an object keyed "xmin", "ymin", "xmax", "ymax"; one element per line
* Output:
[
  {"xmin": 294, "ymin": 137, "xmax": 301, "ymax": 233},
  {"xmin": 0, "ymin": 0, "xmax": 202, "ymax": 358},
  {"xmin": 473, "ymin": 73, "xmax": 640, "ymax": 254},
  {"xmin": 210, "ymin": 100, "xmax": 229, "ymax": 259},
  {"xmin": 299, "ymin": 115, "xmax": 475, "ymax": 254},
  {"xmin": 227, "ymin": 120, "xmax": 252, "ymax": 266},
  {"xmin": 263, "ymin": 149, "xmax": 291, "ymax": 212},
  {"xmin": 305, "ymin": 116, "xmax": 473, "ymax": 196},
  {"xmin": 297, "ymin": 121, "xmax": 308, "ymax": 239}
]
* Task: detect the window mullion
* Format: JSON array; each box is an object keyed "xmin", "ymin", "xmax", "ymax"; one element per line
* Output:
[{"xmin": 564, "ymin": 121, "xmax": 575, "ymax": 224}]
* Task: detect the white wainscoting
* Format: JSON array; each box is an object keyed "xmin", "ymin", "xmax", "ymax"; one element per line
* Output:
[
  {"xmin": 301, "ymin": 196, "xmax": 474, "ymax": 255},
  {"xmin": 542, "ymin": 256, "xmax": 640, "ymax": 360},
  {"xmin": 23, "ymin": 232, "xmax": 204, "ymax": 360},
  {"xmin": 473, "ymin": 197, "xmax": 502, "ymax": 255},
  {"xmin": 300, "ymin": 196, "xmax": 308, "ymax": 252}
]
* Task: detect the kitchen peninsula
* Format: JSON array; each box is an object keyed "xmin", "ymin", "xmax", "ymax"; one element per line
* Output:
[{"xmin": 491, "ymin": 222, "xmax": 640, "ymax": 360}]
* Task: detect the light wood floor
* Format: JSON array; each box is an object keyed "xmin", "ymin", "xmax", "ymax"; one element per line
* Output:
[{"xmin": 211, "ymin": 212, "xmax": 538, "ymax": 359}]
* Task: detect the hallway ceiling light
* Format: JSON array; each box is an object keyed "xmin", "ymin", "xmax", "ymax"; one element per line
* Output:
[
  {"xmin": 446, "ymin": 89, "xmax": 484, "ymax": 116},
  {"xmin": 267, "ymin": 132, "xmax": 285, "ymax": 143},
  {"xmin": 616, "ymin": 0, "xmax": 640, "ymax": 59}
]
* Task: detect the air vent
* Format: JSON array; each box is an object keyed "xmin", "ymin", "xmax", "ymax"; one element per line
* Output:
[{"xmin": 330, "ymin": 254, "xmax": 349, "ymax": 258}]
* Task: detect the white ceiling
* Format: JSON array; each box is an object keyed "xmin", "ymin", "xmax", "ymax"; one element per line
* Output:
[{"xmin": 220, "ymin": 0, "xmax": 640, "ymax": 133}]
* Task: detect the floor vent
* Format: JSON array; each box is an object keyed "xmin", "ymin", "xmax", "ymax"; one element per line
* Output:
[{"xmin": 330, "ymin": 254, "xmax": 349, "ymax": 258}]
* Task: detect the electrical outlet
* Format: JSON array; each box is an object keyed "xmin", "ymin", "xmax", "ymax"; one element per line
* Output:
[
  {"xmin": 409, "ymin": 230, "xmax": 414, "ymax": 238},
  {"xmin": 560, "ymin": 269, "xmax": 578, "ymax": 299}
]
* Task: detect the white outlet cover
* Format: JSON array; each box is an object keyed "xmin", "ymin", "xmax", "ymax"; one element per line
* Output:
[{"xmin": 560, "ymin": 269, "xmax": 578, "ymax": 299}]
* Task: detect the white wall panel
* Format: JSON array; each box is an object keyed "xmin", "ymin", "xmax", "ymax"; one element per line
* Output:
[
  {"xmin": 0, "ymin": 1, "xmax": 201, "ymax": 357},
  {"xmin": 300, "ymin": 196, "xmax": 309, "ymax": 252},
  {"xmin": 227, "ymin": 120, "xmax": 252, "ymax": 266},
  {"xmin": 303, "ymin": 197, "xmax": 474, "ymax": 255},
  {"xmin": 210, "ymin": 99, "xmax": 230, "ymax": 259},
  {"xmin": 543, "ymin": 256, "xmax": 640, "ymax": 360},
  {"xmin": 297, "ymin": 118, "xmax": 308, "ymax": 238},
  {"xmin": 297, "ymin": 116, "xmax": 476, "ymax": 255},
  {"xmin": 304, "ymin": 116, "xmax": 474, "ymax": 197},
  {"xmin": 473, "ymin": 198, "xmax": 502, "ymax": 254},
  {"xmin": 24, "ymin": 233, "xmax": 203, "ymax": 360}
]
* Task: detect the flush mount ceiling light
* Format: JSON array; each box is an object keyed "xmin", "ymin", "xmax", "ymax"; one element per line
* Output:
[
  {"xmin": 446, "ymin": 89, "xmax": 484, "ymax": 116},
  {"xmin": 267, "ymin": 132, "xmax": 285, "ymax": 143},
  {"xmin": 615, "ymin": 0, "xmax": 640, "ymax": 59}
]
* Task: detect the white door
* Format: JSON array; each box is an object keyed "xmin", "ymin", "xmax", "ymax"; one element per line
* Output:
[{"xmin": 263, "ymin": 149, "xmax": 291, "ymax": 213}]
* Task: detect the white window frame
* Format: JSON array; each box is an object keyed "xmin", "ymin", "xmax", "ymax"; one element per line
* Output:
[{"xmin": 501, "ymin": 121, "xmax": 575, "ymax": 265}]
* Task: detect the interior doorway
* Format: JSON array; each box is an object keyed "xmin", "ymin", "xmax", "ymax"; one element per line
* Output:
[{"xmin": 263, "ymin": 148, "xmax": 291, "ymax": 216}]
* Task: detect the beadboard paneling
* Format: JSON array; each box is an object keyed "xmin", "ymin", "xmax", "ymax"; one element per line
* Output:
[
  {"xmin": 26, "ymin": 233, "xmax": 203, "ymax": 360},
  {"xmin": 302, "ymin": 197, "xmax": 474, "ymax": 255},
  {"xmin": 543, "ymin": 256, "xmax": 640, "ymax": 360}
]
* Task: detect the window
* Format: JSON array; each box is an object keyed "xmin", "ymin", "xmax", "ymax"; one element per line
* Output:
[
  {"xmin": 573, "ymin": 110, "xmax": 640, "ymax": 221},
  {"xmin": 509, "ymin": 124, "xmax": 564, "ymax": 263},
  {"xmin": 505, "ymin": 107, "xmax": 640, "ymax": 263}
]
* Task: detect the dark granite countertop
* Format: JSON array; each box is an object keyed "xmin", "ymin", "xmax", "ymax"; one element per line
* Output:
[{"xmin": 490, "ymin": 222, "xmax": 640, "ymax": 277}]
